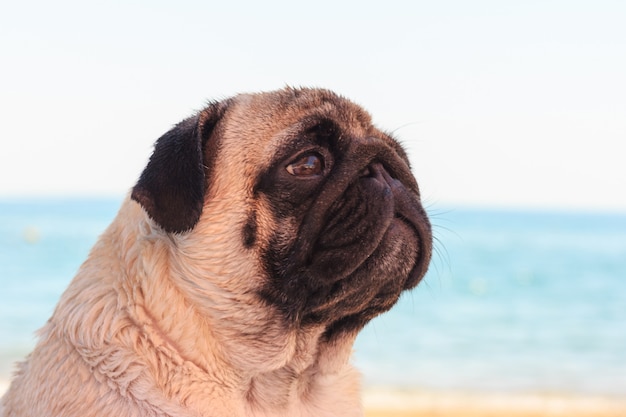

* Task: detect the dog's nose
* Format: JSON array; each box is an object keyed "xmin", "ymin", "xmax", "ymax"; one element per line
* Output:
[
  {"xmin": 350, "ymin": 138, "xmax": 419, "ymax": 195},
  {"xmin": 359, "ymin": 162, "xmax": 387, "ymax": 178},
  {"xmin": 360, "ymin": 162, "xmax": 391, "ymax": 180}
]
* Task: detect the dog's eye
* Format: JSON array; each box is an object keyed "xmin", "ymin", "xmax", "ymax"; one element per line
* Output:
[{"xmin": 286, "ymin": 153, "xmax": 324, "ymax": 177}]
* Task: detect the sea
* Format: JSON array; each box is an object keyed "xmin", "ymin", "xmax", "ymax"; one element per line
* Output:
[{"xmin": 1, "ymin": 198, "xmax": 625, "ymax": 397}]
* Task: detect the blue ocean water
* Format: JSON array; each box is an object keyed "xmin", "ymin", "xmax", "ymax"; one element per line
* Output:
[{"xmin": 1, "ymin": 199, "xmax": 625, "ymax": 396}]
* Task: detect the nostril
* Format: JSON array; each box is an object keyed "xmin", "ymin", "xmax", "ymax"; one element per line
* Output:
[{"xmin": 360, "ymin": 161, "xmax": 387, "ymax": 178}]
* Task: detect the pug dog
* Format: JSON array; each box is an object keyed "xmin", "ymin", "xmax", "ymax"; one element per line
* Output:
[{"xmin": 1, "ymin": 87, "xmax": 432, "ymax": 417}]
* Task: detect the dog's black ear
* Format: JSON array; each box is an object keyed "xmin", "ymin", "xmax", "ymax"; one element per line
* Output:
[{"xmin": 131, "ymin": 102, "xmax": 226, "ymax": 233}]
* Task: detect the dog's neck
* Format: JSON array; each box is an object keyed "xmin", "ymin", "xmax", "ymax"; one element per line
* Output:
[{"xmin": 240, "ymin": 330, "xmax": 360, "ymax": 411}]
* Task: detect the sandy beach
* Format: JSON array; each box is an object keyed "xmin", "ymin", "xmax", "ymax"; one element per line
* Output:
[
  {"xmin": 363, "ymin": 388, "xmax": 626, "ymax": 417},
  {"xmin": 2, "ymin": 382, "xmax": 624, "ymax": 416}
]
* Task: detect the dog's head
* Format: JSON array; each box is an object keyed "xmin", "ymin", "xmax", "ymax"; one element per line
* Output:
[{"xmin": 131, "ymin": 88, "xmax": 431, "ymax": 345}]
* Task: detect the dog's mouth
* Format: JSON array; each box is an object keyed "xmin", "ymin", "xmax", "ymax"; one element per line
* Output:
[
  {"xmin": 302, "ymin": 162, "xmax": 432, "ymax": 330},
  {"xmin": 312, "ymin": 162, "xmax": 430, "ymax": 286}
]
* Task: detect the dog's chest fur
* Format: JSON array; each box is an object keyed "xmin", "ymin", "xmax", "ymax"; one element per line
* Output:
[{"xmin": 2, "ymin": 200, "xmax": 364, "ymax": 417}]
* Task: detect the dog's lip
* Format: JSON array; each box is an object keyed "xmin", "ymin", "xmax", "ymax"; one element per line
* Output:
[
  {"xmin": 379, "ymin": 165, "xmax": 432, "ymax": 289},
  {"xmin": 396, "ymin": 211, "xmax": 432, "ymax": 289}
]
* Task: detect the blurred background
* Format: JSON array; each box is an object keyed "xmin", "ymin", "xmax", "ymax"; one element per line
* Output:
[{"xmin": 1, "ymin": 0, "xmax": 625, "ymax": 405}]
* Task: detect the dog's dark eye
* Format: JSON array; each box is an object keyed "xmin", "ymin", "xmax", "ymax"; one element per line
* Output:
[{"xmin": 286, "ymin": 153, "xmax": 324, "ymax": 177}]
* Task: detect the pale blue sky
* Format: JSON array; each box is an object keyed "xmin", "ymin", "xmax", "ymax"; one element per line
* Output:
[{"xmin": 1, "ymin": 0, "xmax": 625, "ymax": 210}]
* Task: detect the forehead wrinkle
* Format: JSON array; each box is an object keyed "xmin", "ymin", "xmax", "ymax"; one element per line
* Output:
[{"xmin": 213, "ymin": 89, "xmax": 384, "ymax": 194}]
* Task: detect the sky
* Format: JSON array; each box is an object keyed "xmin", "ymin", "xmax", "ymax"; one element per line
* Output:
[{"xmin": 1, "ymin": 0, "xmax": 625, "ymax": 211}]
